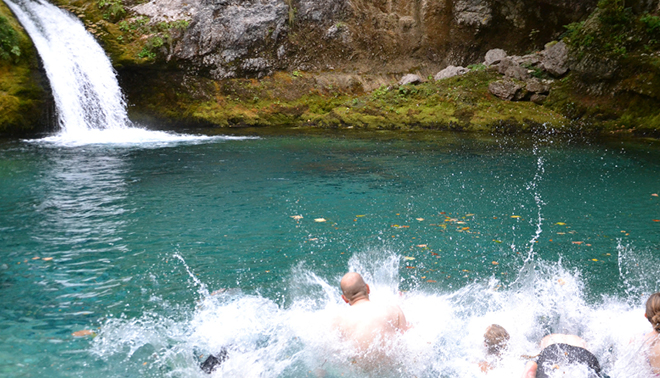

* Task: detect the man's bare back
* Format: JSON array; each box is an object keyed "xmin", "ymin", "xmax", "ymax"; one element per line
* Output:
[{"xmin": 333, "ymin": 273, "xmax": 409, "ymax": 353}]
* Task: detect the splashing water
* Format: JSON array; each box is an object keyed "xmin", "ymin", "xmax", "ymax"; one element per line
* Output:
[
  {"xmin": 5, "ymin": 0, "xmax": 219, "ymax": 146},
  {"xmin": 88, "ymin": 250, "xmax": 656, "ymax": 378}
]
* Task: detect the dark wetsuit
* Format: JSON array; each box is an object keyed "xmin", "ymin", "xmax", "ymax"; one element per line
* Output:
[{"xmin": 536, "ymin": 343, "xmax": 601, "ymax": 378}]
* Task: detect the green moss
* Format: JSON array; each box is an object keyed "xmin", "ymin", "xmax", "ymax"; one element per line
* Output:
[{"xmin": 0, "ymin": 2, "xmax": 47, "ymax": 135}]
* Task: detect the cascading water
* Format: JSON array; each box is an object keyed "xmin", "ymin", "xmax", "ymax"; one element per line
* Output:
[
  {"xmin": 4, "ymin": 0, "xmax": 129, "ymax": 133},
  {"xmin": 4, "ymin": 0, "xmax": 219, "ymax": 146}
]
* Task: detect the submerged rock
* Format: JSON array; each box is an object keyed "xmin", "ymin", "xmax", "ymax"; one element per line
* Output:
[
  {"xmin": 399, "ymin": 74, "xmax": 422, "ymax": 86},
  {"xmin": 489, "ymin": 79, "xmax": 523, "ymax": 101},
  {"xmin": 434, "ymin": 65, "xmax": 468, "ymax": 81}
]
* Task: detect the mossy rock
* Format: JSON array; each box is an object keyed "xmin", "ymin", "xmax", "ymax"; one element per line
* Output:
[{"xmin": 0, "ymin": 2, "xmax": 49, "ymax": 136}]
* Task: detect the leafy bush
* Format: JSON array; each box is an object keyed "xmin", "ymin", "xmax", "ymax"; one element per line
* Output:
[{"xmin": 0, "ymin": 15, "xmax": 20, "ymax": 61}]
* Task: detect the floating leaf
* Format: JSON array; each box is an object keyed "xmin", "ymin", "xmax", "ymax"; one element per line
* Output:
[
  {"xmin": 456, "ymin": 221, "xmax": 466, "ymax": 225},
  {"xmin": 557, "ymin": 279, "xmax": 566, "ymax": 286},
  {"xmin": 592, "ymin": 259, "xmax": 598, "ymax": 262},
  {"xmin": 416, "ymin": 218, "xmax": 424, "ymax": 221},
  {"xmin": 43, "ymin": 257, "xmax": 53, "ymax": 261},
  {"xmin": 510, "ymin": 215, "xmax": 521, "ymax": 218},
  {"xmin": 431, "ymin": 252, "xmax": 439, "ymax": 256},
  {"xmin": 406, "ymin": 266, "xmax": 416, "ymax": 269},
  {"xmin": 557, "ymin": 232, "xmax": 566, "ymax": 235},
  {"xmin": 421, "ymin": 276, "xmax": 426, "ymax": 279},
  {"xmin": 466, "ymin": 214, "xmax": 475, "ymax": 217},
  {"xmin": 291, "ymin": 215, "xmax": 303, "ymax": 220},
  {"xmin": 572, "ymin": 241, "xmax": 583, "ymax": 245},
  {"xmin": 356, "ymin": 215, "xmax": 366, "ymax": 217},
  {"xmin": 652, "ymin": 193, "xmax": 658, "ymax": 197},
  {"xmin": 427, "ymin": 280, "xmax": 437, "ymax": 283},
  {"xmin": 461, "ymin": 227, "xmax": 469, "ymax": 231},
  {"xmin": 492, "ymin": 261, "xmax": 499, "ymax": 265},
  {"xmin": 416, "ymin": 244, "xmax": 427, "ymax": 248},
  {"xmin": 555, "ymin": 222, "xmax": 566, "ymax": 225},
  {"xmin": 586, "ymin": 244, "xmax": 592, "ymax": 246},
  {"xmin": 654, "ymin": 219, "xmax": 660, "ymax": 222},
  {"xmin": 32, "ymin": 257, "xmax": 40, "ymax": 260},
  {"xmin": 314, "ymin": 218, "xmax": 326, "ymax": 222},
  {"xmin": 72, "ymin": 330, "xmax": 94, "ymax": 337},
  {"xmin": 403, "ymin": 256, "xmax": 415, "ymax": 260},
  {"xmin": 308, "ymin": 238, "xmax": 318, "ymax": 241},
  {"xmin": 493, "ymin": 240, "xmax": 502, "ymax": 243}
]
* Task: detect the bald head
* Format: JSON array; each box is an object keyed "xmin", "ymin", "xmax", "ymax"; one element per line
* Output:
[{"xmin": 340, "ymin": 272, "xmax": 369, "ymax": 304}]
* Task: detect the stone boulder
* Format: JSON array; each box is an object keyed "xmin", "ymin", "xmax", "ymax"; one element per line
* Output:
[
  {"xmin": 434, "ymin": 65, "xmax": 468, "ymax": 81},
  {"xmin": 484, "ymin": 49, "xmax": 507, "ymax": 66},
  {"xmin": 399, "ymin": 74, "xmax": 423, "ymax": 86},
  {"xmin": 525, "ymin": 78, "xmax": 549, "ymax": 94},
  {"xmin": 497, "ymin": 58, "xmax": 516, "ymax": 75},
  {"xmin": 489, "ymin": 79, "xmax": 523, "ymax": 101},
  {"xmin": 530, "ymin": 94, "xmax": 547, "ymax": 104},
  {"xmin": 542, "ymin": 41, "xmax": 569, "ymax": 77},
  {"xmin": 504, "ymin": 64, "xmax": 530, "ymax": 81}
]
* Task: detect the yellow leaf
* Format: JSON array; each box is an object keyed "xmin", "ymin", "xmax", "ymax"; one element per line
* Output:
[
  {"xmin": 492, "ymin": 261, "xmax": 499, "ymax": 265},
  {"xmin": 555, "ymin": 222, "xmax": 566, "ymax": 225},
  {"xmin": 72, "ymin": 330, "xmax": 94, "ymax": 337},
  {"xmin": 511, "ymin": 215, "xmax": 521, "ymax": 218},
  {"xmin": 32, "ymin": 257, "xmax": 40, "ymax": 260},
  {"xmin": 356, "ymin": 215, "xmax": 366, "ymax": 217},
  {"xmin": 43, "ymin": 257, "xmax": 53, "ymax": 261},
  {"xmin": 314, "ymin": 218, "xmax": 326, "ymax": 222},
  {"xmin": 466, "ymin": 214, "xmax": 475, "ymax": 216},
  {"xmin": 456, "ymin": 221, "xmax": 466, "ymax": 224},
  {"xmin": 416, "ymin": 218, "xmax": 424, "ymax": 221},
  {"xmin": 416, "ymin": 244, "xmax": 427, "ymax": 248},
  {"xmin": 592, "ymin": 259, "xmax": 598, "ymax": 262},
  {"xmin": 403, "ymin": 256, "xmax": 415, "ymax": 260}
]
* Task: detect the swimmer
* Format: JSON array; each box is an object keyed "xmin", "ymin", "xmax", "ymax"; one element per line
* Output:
[
  {"xmin": 479, "ymin": 324, "xmax": 510, "ymax": 372},
  {"xmin": 333, "ymin": 272, "xmax": 409, "ymax": 352},
  {"xmin": 643, "ymin": 292, "xmax": 660, "ymax": 375},
  {"xmin": 200, "ymin": 347, "xmax": 228, "ymax": 374},
  {"xmin": 520, "ymin": 334, "xmax": 601, "ymax": 378}
]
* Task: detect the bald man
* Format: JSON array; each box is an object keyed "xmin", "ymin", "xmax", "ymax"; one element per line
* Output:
[{"xmin": 333, "ymin": 272, "xmax": 409, "ymax": 352}]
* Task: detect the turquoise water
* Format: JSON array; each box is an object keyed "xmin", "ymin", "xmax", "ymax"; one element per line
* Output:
[{"xmin": 1, "ymin": 130, "xmax": 659, "ymax": 377}]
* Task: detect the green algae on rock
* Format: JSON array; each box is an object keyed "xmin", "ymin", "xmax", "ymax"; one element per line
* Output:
[{"xmin": 0, "ymin": 1, "xmax": 48, "ymax": 135}]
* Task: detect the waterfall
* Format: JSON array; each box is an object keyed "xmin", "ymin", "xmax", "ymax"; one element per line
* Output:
[
  {"xmin": 4, "ymin": 0, "xmax": 221, "ymax": 146},
  {"xmin": 5, "ymin": 0, "xmax": 130, "ymax": 134}
]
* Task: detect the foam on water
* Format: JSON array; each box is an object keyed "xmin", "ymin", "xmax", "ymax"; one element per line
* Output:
[
  {"xmin": 89, "ymin": 248, "xmax": 658, "ymax": 378},
  {"xmin": 29, "ymin": 128, "xmax": 258, "ymax": 148}
]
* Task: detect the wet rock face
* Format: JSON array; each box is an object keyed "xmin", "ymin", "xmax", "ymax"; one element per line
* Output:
[
  {"xmin": 127, "ymin": 0, "xmax": 597, "ymax": 79},
  {"xmin": 160, "ymin": 0, "xmax": 289, "ymax": 78}
]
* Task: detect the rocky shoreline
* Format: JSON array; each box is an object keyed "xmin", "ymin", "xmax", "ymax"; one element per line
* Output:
[{"xmin": 2, "ymin": 0, "xmax": 660, "ymax": 137}]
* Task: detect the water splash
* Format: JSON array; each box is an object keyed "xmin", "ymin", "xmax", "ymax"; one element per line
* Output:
[{"xmin": 89, "ymin": 250, "xmax": 655, "ymax": 378}]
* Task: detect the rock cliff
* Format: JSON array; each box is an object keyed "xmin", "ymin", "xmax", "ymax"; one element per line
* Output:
[{"xmin": 3, "ymin": 0, "xmax": 660, "ymax": 136}]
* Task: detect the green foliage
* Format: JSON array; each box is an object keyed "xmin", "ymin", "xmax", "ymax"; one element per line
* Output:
[
  {"xmin": 292, "ymin": 70, "xmax": 302, "ymax": 78},
  {"xmin": 467, "ymin": 63, "xmax": 487, "ymax": 71},
  {"xmin": 640, "ymin": 14, "xmax": 660, "ymax": 36},
  {"xmin": 98, "ymin": 0, "xmax": 125, "ymax": 22},
  {"xmin": 0, "ymin": 15, "xmax": 20, "ymax": 61},
  {"xmin": 564, "ymin": 0, "xmax": 660, "ymax": 59}
]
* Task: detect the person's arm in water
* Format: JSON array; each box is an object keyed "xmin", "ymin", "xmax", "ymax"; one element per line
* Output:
[{"xmin": 520, "ymin": 361, "xmax": 537, "ymax": 378}]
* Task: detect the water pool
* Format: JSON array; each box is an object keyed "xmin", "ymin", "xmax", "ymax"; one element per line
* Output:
[{"xmin": 1, "ymin": 130, "xmax": 659, "ymax": 377}]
